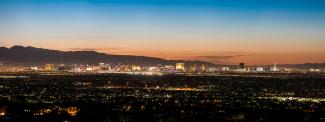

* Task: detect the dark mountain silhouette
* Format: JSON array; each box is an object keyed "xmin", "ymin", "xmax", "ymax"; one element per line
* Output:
[{"xmin": 0, "ymin": 46, "xmax": 216, "ymax": 66}]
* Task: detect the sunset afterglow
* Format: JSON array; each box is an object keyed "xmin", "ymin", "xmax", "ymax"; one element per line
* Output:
[{"xmin": 1, "ymin": 0, "xmax": 324, "ymax": 64}]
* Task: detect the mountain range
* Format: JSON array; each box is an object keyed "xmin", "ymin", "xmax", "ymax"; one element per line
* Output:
[
  {"xmin": 1, "ymin": 46, "xmax": 324, "ymax": 68},
  {"xmin": 0, "ymin": 46, "xmax": 216, "ymax": 66}
]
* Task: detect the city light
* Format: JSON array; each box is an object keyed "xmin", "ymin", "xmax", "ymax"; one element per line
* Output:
[{"xmin": 0, "ymin": 0, "xmax": 324, "ymax": 121}]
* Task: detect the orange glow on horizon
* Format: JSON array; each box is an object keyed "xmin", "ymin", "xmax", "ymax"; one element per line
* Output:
[{"xmin": 2, "ymin": 44, "xmax": 324, "ymax": 65}]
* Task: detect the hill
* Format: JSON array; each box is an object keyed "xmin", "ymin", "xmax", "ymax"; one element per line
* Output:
[{"xmin": 0, "ymin": 46, "xmax": 216, "ymax": 66}]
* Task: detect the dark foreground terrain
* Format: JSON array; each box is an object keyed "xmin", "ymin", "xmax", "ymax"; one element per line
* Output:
[{"xmin": 1, "ymin": 73, "xmax": 325, "ymax": 122}]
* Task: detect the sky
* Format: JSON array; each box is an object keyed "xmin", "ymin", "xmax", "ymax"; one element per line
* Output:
[{"xmin": 0, "ymin": 0, "xmax": 325, "ymax": 65}]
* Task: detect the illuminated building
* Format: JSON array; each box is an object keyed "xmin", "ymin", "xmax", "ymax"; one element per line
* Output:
[
  {"xmin": 124, "ymin": 65, "xmax": 131, "ymax": 71},
  {"xmin": 148, "ymin": 66, "xmax": 158, "ymax": 72},
  {"xmin": 222, "ymin": 67, "xmax": 230, "ymax": 71},
  {"xmin": 237, "ymin": 63, "xmax": 246, "ymax": 72},
  {"xmin": 270, "ymin": 63, "xmax": 278, "ymax": 72},
  {"xmin": 107, "ymin": 64, "xmax": 112, "ymax": 71},
  {"xmin": 190, "ymin": 64, "xmax": 196, "ymax": 72},
  {"xmin": 99, "ymin": 63, "xmax": 111, "ymax": 71},
  {"xmin": 99, "ymin": 63, "xmax": 105, "ymax": 68},
  {"xmin": 163, "ymin": 65, "xmax": 174, "ymax": 69},
  {"xmin": 93, "ymin": 66, "xmax": 101, "ymax": 71},
  {"xmin": 201, "ymin": 64, "xmax": 206, "ymax": 71},
  {"xmin": 86, "ymin": 67, "xmax": 93, "ymax": 71},
  {"xmin": 310, "ymin": 68, "xmax": 320, "ymax": 72},
  {"xmin": 44, "ymin": 64, "xmax": 55, "ymax": 71},
  {"xmin": 176, "ymin": 63, "xmax": 185, "ymax": 71},
  {"xmin": 30, "ymin": 67, "xmax": 38, "ymax": 70},
  {"xmin": 0, "ymin": 106, "xmax": 7, "ymax": 116},
  {"xmin": 160, "ymin": 65, "xmax": 174, "ymax": 72},
  {"xmin": 256, "ymin": 67, "xmax": 264, "ymax": 72},
  {"xmin": 132, "ymin": 64, "xmax": 141, "ymax": 71},
  {"xmin": 66, "ymin": 107, "xmax": 79, "ymax": 117}
]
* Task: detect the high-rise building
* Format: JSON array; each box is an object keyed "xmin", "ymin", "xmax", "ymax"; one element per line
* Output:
[
  {"xmin": 107, "ymin": 64, "xmax": 112, "ymax": 71},
  {"xmin": 237, "ymin": 63, "xmax": 246, "ymax": 72},
  {"xmin": 239, "ymin": 63, "xmax": 245, "ymax": 69},
  {"xmin": 176, "ymin": 63, "xmax": 185, "ymax": 71},
  {"xmin": 44, "ymin": 64, "xmax": 54, "ymax": 71},
  {"xmin": 190, "ymin": 64, "xmax": 196, "ymax": 72},
  {"xmin": 201, "ymin": 64, "xmax": 206, "ymax": 71},
  {"xmin": 270, "ymin": 63, "xmax": 278, "ymax": 72},
  {"xmin": 132, "ymin": 64, "xmax": 141, "ymax": 71}
]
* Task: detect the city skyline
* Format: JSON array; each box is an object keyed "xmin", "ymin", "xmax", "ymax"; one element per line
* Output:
[{"xmin": 1, "ymin": 0, "xmax": 325, "ymax": 65}]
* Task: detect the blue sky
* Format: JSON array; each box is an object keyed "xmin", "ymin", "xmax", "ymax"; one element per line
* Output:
[{"xmin": 0, "ymin": 0, "xmax": 325, "ymax": 64}]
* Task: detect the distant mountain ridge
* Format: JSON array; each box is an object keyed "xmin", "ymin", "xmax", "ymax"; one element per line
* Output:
[{"xmin": 0, "ymin": 46, "xmax": 216, "ymax": 66}]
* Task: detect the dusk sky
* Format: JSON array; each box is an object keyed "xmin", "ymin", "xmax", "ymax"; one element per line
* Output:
[{"xmin": 0, "ymin": 0, "xmax": 325, "ymax": 65}]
